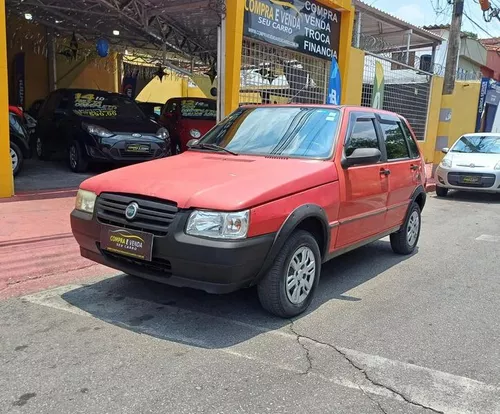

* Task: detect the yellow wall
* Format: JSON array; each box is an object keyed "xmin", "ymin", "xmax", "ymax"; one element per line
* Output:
[
  {"xmin": 6, "ymin": 19, "xmax": 49, "ymax": 108},
  {"xmin": 136, "ymin": 75, "xmax": 208, "ymax": 103},
  {"xmin": 423, "ymin": 76, "xmax": 444, "ymax": 163},
  {"xmin": 434, "ymin": 81, "xmax": 481, "ymax": 166},
  {"xmin": 66, "ymin": 54, "xmax": 118, "ymax": 92},
  {"xmin": 344, "ymin": 47, "xmax": 364, "ymax": 105},
  {"xmin": 0, "ymin": 0, "xmax": 13, "ymax": 197}
]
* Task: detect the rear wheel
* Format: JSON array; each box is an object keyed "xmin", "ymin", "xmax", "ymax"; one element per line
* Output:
[
  {"xmin": 68, "ymin": 141, "xmax": 89, "ymax": 173},
  {"xmin": 257, "ymin": 230, "xmax": 321, "ymax": 318},
  {"xmin": 10, "ymin": 143, "xmax": 23, "ymax": 176},
  {"xmin": 36, "ymin": 136, "xmax": 49, "ymax": 160},
  {"xmin": 436, "ymin": 186, "xmax": 448, "ymax": 197},
  {"xmin": 390, "ymin": 202, "xmax": 421, "ymax": 255}
]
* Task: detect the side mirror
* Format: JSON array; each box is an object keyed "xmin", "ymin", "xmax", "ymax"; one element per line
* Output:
[
  {"xmin": 441, "ymin": 147, "xmax": 449, "ymax": 154},
  {"xmin": 186, "ymin": 139, "xmax": 199, "ymax": 148},
  {"xmin": 342, "ymin": 148, "xmax": 382, "ymax": 169}
]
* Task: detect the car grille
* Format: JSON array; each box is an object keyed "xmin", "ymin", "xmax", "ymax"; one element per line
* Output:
[
  {"xmin": 100, "ymin": 246, "xmax": 172, "ymax": 276},
  {"xmin": 96, "ymin": 193, "xmax": 178, "ymax": 236},
  {"xmin": 447, "ymin": 172, "xmax": 496, "ymax": 188}
]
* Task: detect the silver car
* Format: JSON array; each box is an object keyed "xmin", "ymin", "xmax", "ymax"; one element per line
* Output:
[{"xmin": 435, "ymin": 133, "xmax": 500, "ymax": 197}]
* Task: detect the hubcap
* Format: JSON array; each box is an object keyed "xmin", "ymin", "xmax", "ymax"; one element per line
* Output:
[
  {"xmin": 10, "ymin": 148, "xmax": 18, "ymax": 171},
  {"xmin": 176, "ymin": 144, "xmax": 181, "ymax": 154},
  {"xmin": 36, "ymin": 137, "xmax": 42, "ymax": 157},
  {"xmin": 407, "ymin": 211, "xmax": 420, "ymax": 247},
  {"xmin": 286, "ymin": 246, "xmax": 316, "ymax": 305},
  {"xmin": 69, "ymin": 145, "xmax": 77, "ymax": 169}
]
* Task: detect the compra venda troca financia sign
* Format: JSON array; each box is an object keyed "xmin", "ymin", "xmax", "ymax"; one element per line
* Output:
[{"xmin": 243, "ymin": 0, "xmax": 341, "ymax": 61}]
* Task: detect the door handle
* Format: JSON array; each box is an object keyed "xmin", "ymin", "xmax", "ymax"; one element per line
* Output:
[
  {"xmin": 410, "ymin": 165, "xmax": 419, "ymax": 171},
  {"xmin": 380, "ymin": 168, "xmax": 391, "ymax": 176}
]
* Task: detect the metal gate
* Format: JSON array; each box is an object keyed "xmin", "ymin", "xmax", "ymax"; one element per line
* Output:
[
  {"xmin": 361, "ymin": 52, "xmax": 432, "ymax": 141},
  {"xmin": 240, "ymin": 38, "xmax": 329, "ymax": 105}
]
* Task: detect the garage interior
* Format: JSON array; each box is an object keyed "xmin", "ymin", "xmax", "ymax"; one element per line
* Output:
[{"xmin": 4, "ymin": 0, "xmax": 225, "ymax": 192}]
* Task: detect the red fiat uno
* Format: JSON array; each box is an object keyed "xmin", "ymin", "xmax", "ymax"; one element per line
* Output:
[{"xmin": 71, "ymin": 105, "xmax": 426, "ymax": 317}]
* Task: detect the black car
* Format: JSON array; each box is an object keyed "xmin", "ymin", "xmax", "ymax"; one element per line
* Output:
[
  {"xmin": 35, "ymin": 89, "xmax": 171, "ymax": 172},
  {"xmin": 27, "ymin": 99, "xmax": 45, "ymax": 119},
  {"xmin": 9, "ymin": 112, "xmax": 32, "ymax": 176}
]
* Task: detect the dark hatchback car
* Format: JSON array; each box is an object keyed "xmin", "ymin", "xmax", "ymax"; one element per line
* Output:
[{"xmin": 35, "ymin": 89, "xmax": 171, "ymax": 172}]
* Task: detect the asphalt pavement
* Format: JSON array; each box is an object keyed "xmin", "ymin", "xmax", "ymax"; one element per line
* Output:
[{"xmin": 1, "ymin": 191, "xmax": 500, "ymax": 414}]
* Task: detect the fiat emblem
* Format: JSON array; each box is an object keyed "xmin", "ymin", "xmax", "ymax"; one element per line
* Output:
[
  {"xmin": 125, "ymin": 202, "xmax": 139, "ymax": 220},
  {"xmin": 469, "ymin": 163, "xmax": 475, "ymax": 168},
  {"xmin": 132, "ymin": 133, "xmax": 142, "ymax": 138}
]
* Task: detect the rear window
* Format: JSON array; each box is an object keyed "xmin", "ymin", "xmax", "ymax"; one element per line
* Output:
[{"xmin": 180, "ymin": 99, "xmax": 216, "ymax": 119}]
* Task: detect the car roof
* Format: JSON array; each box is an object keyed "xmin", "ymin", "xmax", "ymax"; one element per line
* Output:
[
  {"xmin": 461, "ymin": 133, "xmax": 500, "ymax": 137},
  {"xmin": 239, "ymin": 104, "xmax": 406, "ymax": 118}
]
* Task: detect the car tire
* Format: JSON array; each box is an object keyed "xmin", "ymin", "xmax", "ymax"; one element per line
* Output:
[
  {"xmin": 10, "ymin": 142, "xmax": 24, "ymax": 177},
  {"xmin": 35, "ymin": 136, "xmax": 49, "ymax": 160},
  {"xmin": 390, "ymin": 202, "xmax": 421, "ymax": 255},
  {"xmin": 436, "ymin": 186, "xmax": 448, "ymax": 197},
  {"xmin": 257, "ymin": 230, "xmax": 321, "ymax": 318},
  {"xmin": 68, "ymin": 141, "xmax": 89, "ymax": 173}
]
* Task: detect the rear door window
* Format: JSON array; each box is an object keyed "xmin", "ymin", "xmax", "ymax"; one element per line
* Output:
[
  {"xmin": 400, "ymin": 120, "xmax": 420, "ymax": 159},
  {"xmin": 379, "ymin": 121, "xmax": 410, "ymax": 160},
  {"xmin": 345, "ymin": 119, "xmax": 380, "ymax": 157}
]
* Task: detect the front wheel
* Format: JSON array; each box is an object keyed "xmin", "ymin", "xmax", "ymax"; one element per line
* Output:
[
  {"xmin": 258, "ymin": 230, "xmax": 321, "ymax": 318},
  {"xmin": 68, "ymin": 141, "xmax": 89, "ymax": 173},
  {"xmin": 390, "ymin": 202, "xmax": 421, "ymax": 255},
  {"xmin": 10, "ymin": 143, "xmax": 24, "ymax": 176},
  {"xmin": 436, "ymin": 186, "xmax": 448, "ymax": 197}
]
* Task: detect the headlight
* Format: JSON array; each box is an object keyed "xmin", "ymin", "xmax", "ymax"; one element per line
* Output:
[
  {"xmin": 75, "ymin": 189, "xmax": 97, "ymax": 214},
  {"xmin": 495, "ymin": 161, "xmax": 500, "ymax": 170},
  {"xmin": 156, "ymin": 127, "xmax": 170, "ymax": 141},
  {"xmin": 82, "ymin": 123, "xmax": 113, "ymax": 138},
  {"xmin": 190, "ymin": 129, "xmax": 201, "ymax": 139},
  {"xmin": 186, "ymin": 210, "xmax": 249, "ymax": 240},
  {"xmin": 440, "ymin": 158, "xmax": 452, "ymax": 168}
]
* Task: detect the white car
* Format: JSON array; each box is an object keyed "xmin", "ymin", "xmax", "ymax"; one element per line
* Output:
[{"xmin": 435, "ymin": 133, "xmax": 500, "ymax": 196}]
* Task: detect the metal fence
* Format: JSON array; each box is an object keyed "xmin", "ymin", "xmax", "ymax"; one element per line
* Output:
[
  {"xmin": 361, "ymin": 52, "xmax": 432, "ymax": 141},
  {"xmin": 239, "ymin": 38, "xmax": 329, "ymax": 105}
]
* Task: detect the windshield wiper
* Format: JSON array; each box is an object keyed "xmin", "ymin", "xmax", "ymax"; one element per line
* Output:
[{"xmin": 191, "ymin": 143, "xmax": 238, "ymax": 156}]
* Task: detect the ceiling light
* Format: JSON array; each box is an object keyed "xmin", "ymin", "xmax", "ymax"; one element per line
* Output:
[
  {"xmin": 24, "ymin": 13, "xmax": 33, "ymax": 20},
  {"xmin": 113, "ymin": 30, "xmax": 120, "ymax": 36}
]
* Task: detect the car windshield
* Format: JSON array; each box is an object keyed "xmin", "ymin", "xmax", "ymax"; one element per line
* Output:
[
  {"xmin": 451, "ymin": 135, "xmax": 500, "ymax": 154},
  {"xmin": 195, "ymin": 107, "xmax": 340, "ymax": 158},
  {"xmin": 180, "ymin": 99, "xmax": 216, "ymax": 120},
  {"xmin": 69, "ymin": 92, "xmax": 146, "ymax": 121}
]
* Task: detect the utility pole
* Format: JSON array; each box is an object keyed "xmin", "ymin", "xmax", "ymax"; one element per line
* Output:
[{"xmin": 443, "ymin": 0, "xmax": 464, "ymax": 95}]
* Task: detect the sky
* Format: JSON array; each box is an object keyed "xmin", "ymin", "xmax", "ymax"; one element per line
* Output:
[{"xmin": 366, "ymin": 0, "xmax": 500, "ymax": 38}]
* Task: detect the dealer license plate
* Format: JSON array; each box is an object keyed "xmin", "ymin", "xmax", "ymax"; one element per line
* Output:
[
  {"xmin": 100, "ymin": 226, "xmax": 153, "ymax": 261},
  {"xmin": 460, "ymin": 176, "xmax": 481, "ymax": 184},
  {"xmin": 126, "ymin": 143, "xmax": 150, "ymax": 153}
]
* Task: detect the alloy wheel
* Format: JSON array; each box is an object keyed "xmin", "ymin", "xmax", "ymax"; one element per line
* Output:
[
  {"xmin": 407, "ymin": 211, "xmax": 420, "ymax": 247},
  {"xmin": 36, "ymin": 137, "xmax": 43, "ymax": 158},
  {"xmin": 286, "ymin": 246, "xmax": 316, "ymax": 305},
  {"xmin": 10, "ymin": 147, "xmax": 19, "ymax": 171},
  {"xmin": 69, "ymin": 145, "xmax": 78, "ymax": 169}
]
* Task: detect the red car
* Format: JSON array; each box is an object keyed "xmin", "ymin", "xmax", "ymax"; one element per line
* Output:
[
  {"xmin": 71, "ymin": 105, "xmax": 426, "ymax": 317},
  {"xmin": 159, "ymin": 97, "xmax": 216, "ymax": 154}
]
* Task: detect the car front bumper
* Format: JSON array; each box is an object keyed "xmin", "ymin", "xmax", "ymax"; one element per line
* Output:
[
  {"xmin": 85, "ymin": 140, "xmax": 168, "ymax": 163},
  {"xmin": 435, "ymin": 165, "xmax": 500, "ymax": 193},
  {"xmin": 71, "ymin": 209, "xmax": 275, "ymax": 294}
]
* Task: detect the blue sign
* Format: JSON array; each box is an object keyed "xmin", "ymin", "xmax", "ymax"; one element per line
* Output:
[
  {"xmin": 13, "ymin": 53, "xmax": 25, "ymax": 108},
  {"xmin": 326, "ymin": 56, "xmax": 341, "ymax": 105},
  {"xmin": 475, "ymin": 77, "xmax": 489, "ymax": 132}
]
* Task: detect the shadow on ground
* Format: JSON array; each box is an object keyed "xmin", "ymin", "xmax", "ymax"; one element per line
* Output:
[
  {"xmin": 432, "ymin": 190, "xmax": 500, "ymax": 204},
  {"xmin": 62, "ymin": 239, "xmax": 413, "ymax": 349}
]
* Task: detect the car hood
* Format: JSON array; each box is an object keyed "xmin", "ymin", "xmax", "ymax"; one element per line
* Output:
[
  {"xmin": 447, "ymin": 152, "xmax": 500, "ymax": 168},
  {"xmin": 81, "ymin": 151, "xmax": 338, "ymax": 210},
  {"xmin": 77, "ymin": 116, "xmax": 159, "ymax": 134}
]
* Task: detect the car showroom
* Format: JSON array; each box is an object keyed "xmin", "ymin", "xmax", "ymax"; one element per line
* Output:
[{"xmin": 0, "ymin": 0, "xmax": 358, "ymax": 198}]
